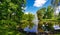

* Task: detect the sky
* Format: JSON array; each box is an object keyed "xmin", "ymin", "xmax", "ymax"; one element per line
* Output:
[{"xmin": 25, "ymin": 0, "xmax": 51, "ymax": 14}]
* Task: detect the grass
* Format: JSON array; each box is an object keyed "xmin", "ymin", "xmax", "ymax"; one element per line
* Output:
[{"xmin": 54, "ymin": 34, "xmax": 60, "ymax": 35}]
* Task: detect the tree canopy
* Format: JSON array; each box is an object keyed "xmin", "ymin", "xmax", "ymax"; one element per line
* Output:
[{"xmin": 0, "ymin": 0, "xmax": 28, "ymax": 35}]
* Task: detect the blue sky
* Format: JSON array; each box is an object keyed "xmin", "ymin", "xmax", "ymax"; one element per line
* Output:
[{"xmin": 25, "ymin": 0, "xmax": 51, "ymax": 14}]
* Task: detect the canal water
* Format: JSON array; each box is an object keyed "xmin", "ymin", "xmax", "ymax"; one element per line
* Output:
[{"xmin": 24, "ymin": 14, "xmax": 38, "ymax": 33}]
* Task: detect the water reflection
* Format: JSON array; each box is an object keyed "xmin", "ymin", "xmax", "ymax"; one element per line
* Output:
[{"xmin": 24, "ymin": 14, "xmax": 38, "ymax": 32}]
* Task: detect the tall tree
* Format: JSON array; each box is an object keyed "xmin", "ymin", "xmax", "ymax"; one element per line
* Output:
[
  {"xmin": 0, "ymin": 0, "xmax": 26, "ymax": 35},
  {"xmin": 43, "ymin": 6, "xmax": 54, "ymax": 19},
  {"xmin": 37, "ymin": 8, "xmax": 46, "ymax": 20},
  {"xmin": 51, "ymin": 0, "xmax": 60, "ymax": 26},
  {"xmin": 51, "ymin": 0, "xmax": 60, "ymax": 16},
  {"xmin": 51, "ymin": 0, "xmax": 60, "ymax": 7},
  {"xmin": 37, "ymin": 7, "xmax": 46, "ymax": 32},
  {"xmin": 21, "ymin": 13, "xmax": 34, "ymax": 29}
]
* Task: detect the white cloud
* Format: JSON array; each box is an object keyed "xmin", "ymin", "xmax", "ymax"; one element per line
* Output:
[{"xmin": 33, "ymin": 0, "xmax": 48, "ymax": 7}]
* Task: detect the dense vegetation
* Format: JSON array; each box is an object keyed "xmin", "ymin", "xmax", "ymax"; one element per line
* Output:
[
  {"xmin": 37, "ymin": 0, "xmax": 60, "ymax": 32},
  {"xmin": 0, "ymin": 0, "xmax": 34, "ymax": 35},
  {"xmin": 0, "ymin": 0, "xmax": 60, "ymax": 35}
]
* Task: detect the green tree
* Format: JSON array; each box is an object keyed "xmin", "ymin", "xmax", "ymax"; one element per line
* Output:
[
  {"xmin": 37, "ymin": 6, "xmax": 55, "ymax": 32},
  {"xmin": 51, "ymin": 0, "xmax": 60, "ymax": 7},
  {"xmin": 57, "ymin": 12, "xmax": 60, "ymax": 26},
  {"xmin": 37, "ymin": 7, "xmax": 46, "ymax": 32},
  {"xmin": 21, "ymin": 13, "xmax": 34, "ymax": 29},
  {"xmin": 51, "ymin": 0, "xmax": 60, "ymax": 16},
  {"xmin": 0, "ymin": 0, "xmax": 26, "ymax": 35},
  {"xmin": 37, "ymin": 8, "xmax": 46, "ymax": 20},
  {"xmin": 51, "ymin": 0, "xmax": 60, "ymax": 27},
  {"xmin": 43, "ymin": 6, "xmax": 54, "ymax": 19}
]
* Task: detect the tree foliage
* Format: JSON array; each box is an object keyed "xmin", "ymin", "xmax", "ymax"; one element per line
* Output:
[
  {"xmin": 37, "ymin": 6, "xmax": 55, "ymax": 32},
  {"xmin": 43, "ymin": 6, "xmax": 54, "ymax": 19},
  {"xmin": 21, "ymin": 13, "xmax": 34, "ymax": 29},
  {"xmin": 37, "ymin": 7, "xmax": 46, "ymax": 30},
  {"xmin": 0, "ymin": 0, "xmax": 27, "ymax": 35},
  {"xmin": 51, "ymin": 0, "xmax": 60, "ymax": 7},
  {"xmin": 37, "ymin": 7, "xmax": 46, "ymax": 20}
]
